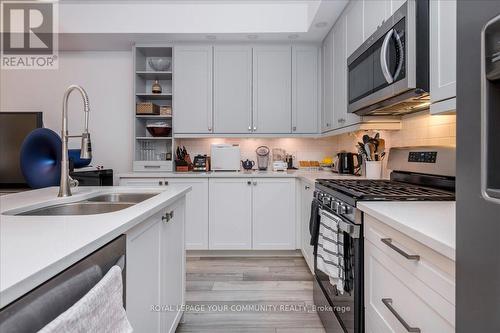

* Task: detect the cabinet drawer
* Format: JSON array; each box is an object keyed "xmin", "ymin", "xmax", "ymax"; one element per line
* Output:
[
  {"xmin": 120, "ymin": 177, "xmax": 166, "ymax": 187},
  {"xmin": 365, "ymin": 239, "xmax": 455, "ymax": 333},
  {"xmin": 133, "ymin": 161, "xmax": 173, "ymax": 172},
  {"xmin": 364, "ymin": 215, "xmax": 455, "ymax": 306}
]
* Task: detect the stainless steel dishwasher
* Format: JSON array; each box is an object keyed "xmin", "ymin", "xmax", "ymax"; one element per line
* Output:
[{"xmin": 0, "ymin": 235, "xmax": 126, "ymax": 333}]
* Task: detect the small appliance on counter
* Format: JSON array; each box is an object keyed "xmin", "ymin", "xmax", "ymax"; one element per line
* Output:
[
  {"xmin": 192, "ymin": 155, "xmax": 210, "ymax": 172},
  {"xmin": 272, "ymin": 161, "xmax": 288, "ymax": 172},
  {"xmin": 241, "ymin": 159, "xmax": 255, "ymax": 171},
  {"xmin": 334, "ymin": 152, "xmax": 361, "ymax": 175},
  {"xmin": 256, "ymin": 146, "xmax": 270, "ymax": 171},
  {"xmin": 285, "ymin": 154, "xmax": 297, "ymax": 170},
  {"xmin": 70, "ymin": 169, "xmax": 113, "ymax": 186},
  {"xmin": 211, "ymin": 144, "xmax": 241, "ymax": 171}
]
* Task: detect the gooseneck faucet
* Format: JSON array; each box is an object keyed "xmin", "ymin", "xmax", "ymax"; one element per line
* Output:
[{"xmin": 58, "ymin": 85, "xmax": 92, "ymax": 197}]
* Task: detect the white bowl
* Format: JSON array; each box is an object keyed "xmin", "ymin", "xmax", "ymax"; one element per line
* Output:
[{"xmin": 148, "ymin": 58, "xmax": 171, "ymax": 71}]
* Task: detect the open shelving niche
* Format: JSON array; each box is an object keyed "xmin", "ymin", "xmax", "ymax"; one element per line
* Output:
[{"xmin": 133, "ymin": 45, "xmax": 174, "ymax": 172}]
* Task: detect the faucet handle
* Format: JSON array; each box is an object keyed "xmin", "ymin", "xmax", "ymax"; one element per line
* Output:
[{"xmin": 69, "ymin": 176, "xmax": 79, "ymax": 188}]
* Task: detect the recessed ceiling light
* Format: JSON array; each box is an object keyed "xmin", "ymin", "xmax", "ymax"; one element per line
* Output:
[
  {"xmin": 288, "ymin": 34, "xmax": 299, "ymax": 40},
  {"xmin": 315, "ymin": 21, "xmax": 328, "ymax": 28},
  {"xmin": 206, "ymin": 35, "xmax": 217, "ymax": 40},
  {"xmin": 247, "ymin": 35, "xmax": 258, "ymax": 40}
]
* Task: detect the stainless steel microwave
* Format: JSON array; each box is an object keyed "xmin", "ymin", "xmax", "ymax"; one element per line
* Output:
[{"xmin": 347, "ymin": 0, "xmax": 430, "ymax": 116}]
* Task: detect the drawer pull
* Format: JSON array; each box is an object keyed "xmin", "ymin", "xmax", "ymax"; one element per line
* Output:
[
  {"xmin": 381, "ymin": 238, "xmax": 420, "ymax": 261},
  {"xmin": 382, "ymin": 298, "xmax": 421, "ymax": 333}
]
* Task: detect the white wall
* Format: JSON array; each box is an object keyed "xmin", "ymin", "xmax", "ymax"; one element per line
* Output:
[{"xmin": 0, "ymin": 51, "xmax": 134, "ymax": 177}]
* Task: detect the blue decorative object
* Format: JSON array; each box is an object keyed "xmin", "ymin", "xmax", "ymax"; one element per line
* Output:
[
  {"xmin": 68, "ymin": 149, "xmax": 92, "ymax": 168},
  {"xmin": 20, "ymin": 128, "xmax": 62, "ymax": 188}
]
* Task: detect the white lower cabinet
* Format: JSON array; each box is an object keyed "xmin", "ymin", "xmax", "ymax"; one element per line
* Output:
[
  {"xmin": 209, "ymin": 178, "xmax": 253, "ymax": 249},
  {"xmin": 300, "ymin": 180, "xmax": 315, "ymax": 273},
  {"xmin": 166, "ymin": 178, "xmax": 209, "ymax": 250},
  {"xmin": 364, "ymin": 215, "xmax": 455, "ymax": 333},
  {"xmin": 126, "ymin": 199, "xmax": 186, "ymax": 333},
  {"xmin": 209, "ymin": 178, "xmax": 296, "ymax": 250},
  {"xmin": 252, "ymin": 179, "xmax": 296, "ymax": 250}
]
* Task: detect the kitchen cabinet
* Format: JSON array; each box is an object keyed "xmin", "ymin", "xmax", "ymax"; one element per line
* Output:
[
  {"xmin": 209, "ymin": 178, "xmax": 296, "ymax": 250},
  {"xmin": 321, "ymin": 28, "xmax": 334, "ymax": 132},
  {"xmin": 333, "ymin": 15, "xmax": 360, "ymax": 130},
  {"xmin": 345, "ymin": 0, "xmax": 365, "ymax": 59},
  {"xmin": 364, "ymin": 0, "xmax": 389, "ymax": 39},
  {"xmin": 209, "ymin": 178, "xmax": 253, "ymax": 249},
  {"xmin": 174, "ymin": 45, "xmax": 213, "ymax": 134},
  {"xmin": 252, "ymin": 178, "xmax": 296, "ymax": 250},
  {"xmin": 364, "ymin": 214, "xmax": 455, "ymax": 333},
  {"xmin": 430, "ymin": 0, "xmax": 457, "ymax": 114},
  {"xmin": 126, "ymin": 200, "xmax": 185, "ymax": 333},
  {"xmin": 213, "ymin": 46, "xmax": 253, "ymax": 133},
  {"xmin": 300, "ymin": 180, "xmax": 315, "ymax": 273},
  {"xmin": 166, "ymin": 178, "xmax": 209, "ymax": 250},
  {"xmin": 292, "ymin": 45, "xmax": 319, "ymax": 134},
  {"xmin": 253, "ymin": 46, "xmax": 292, "ymax": 134},
  {"xmin": 120, "ymin": 177, "xmax": 166, "ymax": 186}
]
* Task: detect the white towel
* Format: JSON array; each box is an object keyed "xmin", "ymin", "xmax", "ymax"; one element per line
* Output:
[
  {"xmin": 38, "ymin": 266, "xmax": 133, "ymax": 333},
  {"xmin": 316, "ymin": 211, "xmax": 345, "ymax": 294}
]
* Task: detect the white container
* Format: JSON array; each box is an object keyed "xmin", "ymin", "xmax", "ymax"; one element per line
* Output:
[{"xmin": 365, "ymin": 161, "xmax": 382, "ymax": 179}]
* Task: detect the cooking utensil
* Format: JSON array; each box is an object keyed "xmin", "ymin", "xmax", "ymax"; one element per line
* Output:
[{"xmin": 362, "ymin": 134, "xmax": 370, "ymax": 144}]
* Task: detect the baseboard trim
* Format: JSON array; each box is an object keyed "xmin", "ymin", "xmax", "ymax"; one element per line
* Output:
[{"xmin": 187, "ymin": 249, "xmax": 303, "ymax": 258}]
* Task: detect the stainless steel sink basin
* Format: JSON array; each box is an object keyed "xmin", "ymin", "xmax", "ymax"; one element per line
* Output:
[
  {"xmin": 86, "ymin": 193, "xmax": 157, "ymax": 203},
  {"xmin": 18, "ymin": 202, "xmax": 134, "ymax": 216}
]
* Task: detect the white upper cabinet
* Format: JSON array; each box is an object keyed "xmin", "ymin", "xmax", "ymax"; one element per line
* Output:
[
  {"xmin": 213, "ymin": 46, "xmax": 253, "ymax": 133},
  {"xmin": 364, "ymin": 0, "xmax": 389, "ymax": 39},
  {"xmin": 389, "ymin": 0, "xmax": 406, "ymax": 16},
  {"xmin": 430, "ymin": 0, "xmax": 457, "ymax": 114},
  {"xmin": 322, "ymin": 29, "xmax": 335, "ymax": 132},
  {"xmin": 252, "ymin": 178, "xmax": 296, "ymax": 250},
  {"xmin": 345, "ymin": 0, "xmax": 365, "ymax": 58},
  {"xmin": 333, "ymin": 15, "xmax": 360, "ymax": 129},
  {"xmin": 174, "ymin": 45, "xmax": 213, "ymax": 134},
  {"xmin": 253, "ymin": 46, "xmax": 292, "ymax": 134},
  {"xmin": 292, "ymin": 45, "xmax": 319, "ymax": 134}
]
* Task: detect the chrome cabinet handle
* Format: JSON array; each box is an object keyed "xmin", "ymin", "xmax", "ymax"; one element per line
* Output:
[
  {"xmin": 158, "ymin": 181, "xmax": 163, "ymax": 186},
  {"xmin": 292, "ymin": 126, "xmax": 297, "ymax": 131},
  {"xmin": 253, "ymin": 126, "xmax": 257, "ymax": 131},
  {"xmin": 164, "ymin": 181, "xmax": 168, "ymax": 186},
  {"xmin": 381, "ymin": 238, "xmax": 420, "ymax": 261},
  {"xmin": 305, "ymin": 185, "xmax": 310, "ymax": 190},
  {"xmin": 326, "ymin": 122, "xmax": 330, "ymax": 127},
  {"xmin": 380, "ymin": 29, "xmax": 395, "ymax": 84},
  {"xmin": 162, "ymin": 211, "xmax": 174, "ymax": 223},
  {"xmin": 382, "ymin": 298, "xmax": 421, "ymax": 332},
  {"xmin": 248, "ymin": 126, "xmax": 252, "ymax": 131},
  {"xmin": 208, "ymin": 126, "xmax": 212, "ymax": 132}
]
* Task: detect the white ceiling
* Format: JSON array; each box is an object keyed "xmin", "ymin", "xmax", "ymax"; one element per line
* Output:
[{"xmin": 57, "ymin": 0, "xmax": 348, "ymax": 50}]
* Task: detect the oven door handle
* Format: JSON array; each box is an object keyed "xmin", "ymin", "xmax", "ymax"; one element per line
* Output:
[
  {"xmin": 380, "ymin": 29, "xmax": 395, "ymax": 83},
  {"xmin": 319, "ymin": 209, "xmax": 360, "ymax": 238}
]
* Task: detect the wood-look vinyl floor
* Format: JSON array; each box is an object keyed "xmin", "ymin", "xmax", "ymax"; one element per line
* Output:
[{"xmin": 176, "ymin": 257, "xmax": 326, "ymax": 333}]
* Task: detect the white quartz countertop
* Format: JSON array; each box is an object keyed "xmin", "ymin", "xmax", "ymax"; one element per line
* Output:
[
  {"xmin": 119, "ymin": 170, "xmax": 365, "ymax": 185},
  {"xmin": 357, "ymin": 201, "xmax": 456, "ymax": 260},
  {"xmin": 0, "ymin": 185, "xmax": 190, "ymax": 308}
]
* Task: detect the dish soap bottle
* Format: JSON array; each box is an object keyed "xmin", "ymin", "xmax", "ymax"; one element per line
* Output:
[{"xmin": 152, "ymin": 80, "xmax": 162, "ymax": 94}]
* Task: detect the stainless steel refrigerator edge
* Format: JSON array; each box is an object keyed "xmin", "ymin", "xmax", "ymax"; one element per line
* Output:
[{"xmin": 457, "ymin": 1, "xmax": 500, "ymax": 332}]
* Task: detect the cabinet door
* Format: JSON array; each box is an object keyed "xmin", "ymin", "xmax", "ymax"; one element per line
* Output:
[
  {"xmin": 166, "ymin": 178, "xmax": 209, "ymax": 250},
  {"xmin": 174, "ymin": 45, "xmax": 213, "ymax": 134},
  {"xmin": 389, "ymin": 0, "xmax": 406, "ymax": 16},
  {"xmin": 213, "ymin": 46, "xmax": 253, "ymax": 133},
  {"xmin": 345, "ymin": 0, "xmax": 365, "ymax": 58},
  {"xmin": 430, "ymin": 0, "xmax": 457, "ymax": 106},
  {"xmin": 322, "ymin": 28, "xmax": 334, "ymax": 132},
  {"xmin": 364, "ymin": 0, "xmax": 389, "ymax": 39},
  {"xmin": 253, "ymin": 46, "xmax": 292, "ymax": 134},
  {"xmin": 333, "ymin": 15, "xmax": 360, "ymax": 129},
  {"xmin": 209, "ymin": 178, "xmax": 252, "ymax": 249},
  {"xmin": 292, "ymin": 45, "xmax": 319, "ymax": 134},
  {"xmin": 300, "ymin": 181, "xmax": 315, "ymax": 273},
  {"xmin": 161, "ymin": 200, "xmax": 186, "ymax": 333},
  {"xmin": 119, "ymin": 177, "xmax": 165, "ymax": 186},
  {"xmin": 126, "ymin": 213, "xmax": 163, "ymax": 332},
  {"xmin": 252, "ymin": 178, "xmax": 296, "ymax": 250}
]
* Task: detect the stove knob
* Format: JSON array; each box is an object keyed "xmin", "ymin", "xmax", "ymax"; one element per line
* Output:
[
  {"xmin": 338, "ymin": 204, "xmax": 351, "ymax": 215},
  {"xmin": 331, "ymin": 201, "xmax": 339, "ymax": 211},
  {"xmin": 322, "ymin": 196, "xmax": 331, "ymax": 205}
]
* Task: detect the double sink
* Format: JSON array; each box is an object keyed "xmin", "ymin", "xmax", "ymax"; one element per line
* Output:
[{"xmin": 16, "ymin": 193, "xmax": 157, "ymax": 216}]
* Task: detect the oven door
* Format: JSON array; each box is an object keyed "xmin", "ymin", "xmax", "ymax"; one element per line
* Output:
[{"xmin": 314, "ymin": 209, "xmax": 363, "ymax": 333}]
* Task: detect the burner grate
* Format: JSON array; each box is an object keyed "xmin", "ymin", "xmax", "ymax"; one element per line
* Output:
[{"xmin": 316, "ymin": 179, "xmax": 454, "ymax": 200}]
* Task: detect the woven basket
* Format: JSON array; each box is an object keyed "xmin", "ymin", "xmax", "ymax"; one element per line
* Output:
[{"xmin": 136, "ymin": 102, "xmax": 160, "ymax": 115}]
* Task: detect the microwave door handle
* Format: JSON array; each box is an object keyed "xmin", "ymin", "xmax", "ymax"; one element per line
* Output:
[
  {"xmin": 393, "ymin": 29, "xmax": 404, "ymax": 80},
  {"xmin": 380, "ymin": 29, "xmax": 394, "ymax": 84}
]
